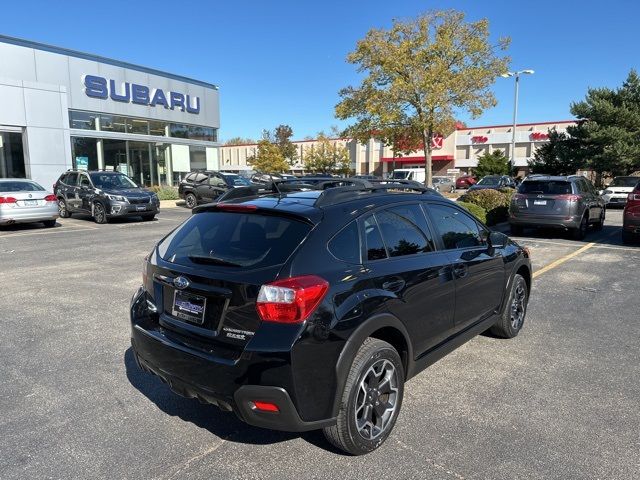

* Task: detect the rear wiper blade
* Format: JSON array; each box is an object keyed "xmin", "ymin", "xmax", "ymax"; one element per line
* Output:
[{"xmin": 188, "ymin": 255, "xmax": 242, "ymax": 267}]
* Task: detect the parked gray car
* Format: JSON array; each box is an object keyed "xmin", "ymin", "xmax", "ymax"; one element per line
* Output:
[
  {"xmin": 0, "ymin": 179, "xmax": 59, "ymax": 227},
  {"xmin": 509, "ymin": 175, "xmax": 605, "ymax": 239},
  {"xmin": 432, "ymin": 176, "xmax": 456, "ymax": 193}
]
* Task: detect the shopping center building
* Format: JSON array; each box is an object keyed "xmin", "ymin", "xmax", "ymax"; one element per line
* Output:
[
  {"xmin": 219, "ymin": 120, "xmax": 576, "ymax": 178},
  {"xmin": 0, "ymin": 35, "xmax": 220, "ymax": 189}
]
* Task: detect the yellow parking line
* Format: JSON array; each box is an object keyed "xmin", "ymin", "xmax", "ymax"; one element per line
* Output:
[{"xmin": 532, "ymin": 242, "xmax": 596, "ymax": 279}]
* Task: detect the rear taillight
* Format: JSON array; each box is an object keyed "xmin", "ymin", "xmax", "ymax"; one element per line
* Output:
[
  {"xmin": 556, "ymin": 194, "xmax": 582, "ymax": 202},
  {"xmin": 0, "ymin": 196, "xmax": 17, "ymax": 204},
  {"xmin": 256, "ymin": 275, "xmax": 329, "ymax": 324},
  {"xmin": 44, "ymin": 194, "xmax": 57, "ymax": 202},
  {"xmin": 513, "ymin": 193, "xmax": 526, "ymax": 202},
  {"xmin": 627, "ymin": 193, "xmax": 640, "ymax": 202}
]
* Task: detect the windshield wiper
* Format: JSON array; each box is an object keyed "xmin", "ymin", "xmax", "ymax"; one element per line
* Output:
[{"xmin": 188, "ymin": 255, "xmax": 242, "ymax": 267}]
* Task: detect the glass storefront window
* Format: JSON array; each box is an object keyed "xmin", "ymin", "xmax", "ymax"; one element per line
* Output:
[
  {"xmin": 129, "ymin": 141, "xmax": 154, "ymax": 187},
  {"xmin": 103, "ymin": 139, "xmax": 128, "ymax": 175},
  {"xmin": 100, "ymin": 114, "xmax": 127, "ymax": 133},
  {"xmin": 71, "ymin": 137, "xmax": 99, "ymax": 171},
  {"xmin": 69, "ymin": 111, "xmax": 98, "ymax": 130},
  {"xmin": 170, "ymin": 124, "xmax": 217, "ymax": 142},
  {"xmin": 126, "ymin": 118, "xmax": 149, "ymax": 135},
  {"xmin": 149, "ymin": 121, "xmax": 168, "ymax": 137},
  {"xmin": 0, "ymin": 132, "xmax": 26, "ymax": 178},
  {"xmin": 151, "ymin": 143, "xmax": 172, "ymax": 185},
  {"xmin": 189, "ymin": 145, "xmax": 207, "ymax": 170}
]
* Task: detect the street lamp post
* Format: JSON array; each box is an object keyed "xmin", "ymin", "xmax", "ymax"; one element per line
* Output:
[{"xmin": 501, "ymin": 69, "xmax": 534, "ymax": 172}]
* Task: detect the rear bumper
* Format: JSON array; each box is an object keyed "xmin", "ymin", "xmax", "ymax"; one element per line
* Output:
[
  {"xmin": 509, "ymin": 213, "xmax": 581, "ymax": 229},
  {"xmin": 603, "ymin": 194, "xmax": 628, "ymax": 206},
  {"xmin": 130, "ymin": 288, "xmax": 335, "ymax": 432},
  {"xmin": 0, "ymin": 205, "xmax": 59, "ymax": 225}
]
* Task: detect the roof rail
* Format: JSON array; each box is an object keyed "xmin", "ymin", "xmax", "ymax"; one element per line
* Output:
[{"xmin": 314, "ymin": 179, "xmax": 436, "ymax": 207}]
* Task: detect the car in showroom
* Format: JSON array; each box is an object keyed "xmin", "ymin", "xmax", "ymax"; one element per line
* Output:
[
  {"xmin": 455, "ymin": 174, "xmax": 477, "ymax": 189},
  {"xmin": 0, "ymin": 178, "xmax": 59, "ymax": 227},
  {"xmin": 622, "ymin": 181, "xmax": 640, "ymax": 243},
  {"xmin": 600, "ymin": 176, "xmax": 640, "ymax": 207},
  {"xmin": 509, "ymin": 175, "xmax": 605, "ymax": 239},
  {"xmin": 178, "ymin": 170, "xmax": 252, "ymax": 208},
  {"xmin": 469, "ymin": 175, "xmax": 516, "ymax": 191},
  {"xmin": 54, "ymin": 170, "xmax": 159, "ymax": 223},
  {"xmin": 130, "ymin": 180, "xmax": 531, "ymax": 455}
]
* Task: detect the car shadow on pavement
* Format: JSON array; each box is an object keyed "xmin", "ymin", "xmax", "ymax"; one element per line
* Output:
[{"xmin": 123, "ymin": 347, "xmax": 342, "ymax": 453}]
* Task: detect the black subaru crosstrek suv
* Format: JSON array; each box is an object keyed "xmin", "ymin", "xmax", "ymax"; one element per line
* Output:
[
  {"xmin": 178, "ymin": 170, "xmax": 252, "ymax": 208},
  {"xmin": 130, "ymin": 181, "xmax": 532, "ymax": 455},
  {"xmin": 54, "ymin": 170, "xmax": 160, "ymax": 223}
]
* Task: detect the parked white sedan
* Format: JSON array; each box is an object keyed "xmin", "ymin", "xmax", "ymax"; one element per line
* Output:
[{"xmin": 0, "ymin": 179, "xmax": 59, "ymax": 227}]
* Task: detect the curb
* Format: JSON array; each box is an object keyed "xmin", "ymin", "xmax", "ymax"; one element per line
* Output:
[{"xmin": 159, "ymin": 200, "xmax": 186, "ymax": 209}]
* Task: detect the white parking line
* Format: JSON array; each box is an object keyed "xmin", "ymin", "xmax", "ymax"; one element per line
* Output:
[{"xmin": 0, "ymin": 225, "xmax": 98, "ymax": 238}]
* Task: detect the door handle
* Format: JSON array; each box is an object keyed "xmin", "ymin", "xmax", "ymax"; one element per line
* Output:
[
  {"xmin": 452, "ymin": 263, "xmax": 468, "ymax": 279},
  {"xmin": 382, "ymin": 279, "xmax": 405, "ymax": 293}
]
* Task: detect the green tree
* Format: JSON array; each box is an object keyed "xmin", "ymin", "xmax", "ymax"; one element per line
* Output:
[
  {"xmin": 248, "ymin": 139, "xmax": 289, "ymax": 173},
  {"xmin": 273, "ymin": 124, "xmax": 299, "ymax": 165},
  {"xmin": 569, "ymin": 69, "xmax": 640, "ymax": 180},
  {"xmin": 224, "ymin": 137, "xmax": 255, "ymax": 145},
  {"xmin": 335, "ymin": 10, "xmax": 510, "ymax": 187},
  {"xmin": 475, "ymin": 149, "xmax": 510, "ymax": 177},
  {"xmin": 304, "ymin": 135, "xmax": 352, "ymax": 175},
  {"xmin": 528, "ymin": 128, "xmax": 585, "ymax": 175}
]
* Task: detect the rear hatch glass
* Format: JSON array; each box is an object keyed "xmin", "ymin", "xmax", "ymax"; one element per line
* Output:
[
  {"xmin": 153, "ymin": 211, "xmax": 312, "ymax": 349},
  {"xmin": 516, "ymin": 180, "xmax": 574, "ymax": 213},
  {"xmin": 158, "ymin": 211, "xmax": 311, "ymax": 269}
]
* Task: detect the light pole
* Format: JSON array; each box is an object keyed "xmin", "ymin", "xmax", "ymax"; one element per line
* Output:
[{"xmin": 501, "ymin": 69, "xmax": 534, "ymax": 172}]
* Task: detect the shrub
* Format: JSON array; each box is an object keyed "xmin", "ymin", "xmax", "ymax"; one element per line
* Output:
[
  {"xmin": 155, "ymin": 186, "xmax": 179, "ymax": 201},
  {"xmin": 458, "ymin": 189, "xmax": 511, "ymax": 225},
  {"xmin": 458, "ymin": 201, "xmax": 487, "ymax": 224}
]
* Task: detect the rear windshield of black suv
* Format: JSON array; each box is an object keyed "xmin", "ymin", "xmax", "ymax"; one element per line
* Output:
[
  {"xmin": 158, "ymin": 211, "xmax": 312, "ymax": 268},
  {"xmin": 518, "ymin": 180, "xmax": 572, "ymax": 195}
]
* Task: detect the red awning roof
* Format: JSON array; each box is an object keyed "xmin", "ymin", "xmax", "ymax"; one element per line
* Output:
[{"xmin": 381, "ymin": 155, "xmax": 454, "ymax": 163}]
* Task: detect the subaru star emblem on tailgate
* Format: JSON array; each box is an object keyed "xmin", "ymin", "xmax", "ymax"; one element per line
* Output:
[{"xmin": 173, "ymin": 276, "xmax": 190, "ymax": 289}]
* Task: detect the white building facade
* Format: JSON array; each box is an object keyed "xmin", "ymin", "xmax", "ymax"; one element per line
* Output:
[{"xmin": 0, "ymin": 35, "xmax": 220, "ymax": 189}]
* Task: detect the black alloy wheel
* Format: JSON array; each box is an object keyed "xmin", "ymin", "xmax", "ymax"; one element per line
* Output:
[
  {"xmin": 93, "ymin": 202, "xmax": 108, "ymax": 224},
  {"xmin": 185, "ymin": 193, "xmax": 197, "ymax": 209},
  {"xmin": 58, "ymin": 198, "xmax": 71, "ymax": 218},
  {"xmin": 323, "ymin": 338, "xmax": 404, "ymax": 455}
]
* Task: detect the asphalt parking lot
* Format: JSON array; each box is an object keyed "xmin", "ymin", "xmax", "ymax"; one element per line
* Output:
[{"xmin": 1, "ymin": 207, "xmax": 638, "ymax": 479}]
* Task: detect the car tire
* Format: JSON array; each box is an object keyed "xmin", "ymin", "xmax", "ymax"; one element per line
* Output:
[
  {"xmin": 622, "ymin": 230, "xmax": 634, "ymax": 244},
  {"xmin": 594, "ymin": 209, "xmax": 605, "ymax": 231},
  {"xmin": 510, "ymin": 224, "xmax": 523, "ymax": 236},
  {"xmin": 58, "ymin": 198, "xmax": 71, "ymax": 218},
  {"xmin": 42, "ymin": 220, "xmax": 56, "ymax": 228},
  {"xmin": 323, "ymin": 338, "xmax": 404, "ymax": 456},
  {"xmin": 490, "ymin": 273, "xmax": 528, "ymax": 339},
  {"xmin": 571, "ymin": 213, "xmax": 588, "ymax": 240},
  {"xmin": 93, "ymin": 202, "xmax": 108, "ymax": 224},
  {"xmin": 185, "ymin": 193, "xmax": 197, "ymax": 209},
  {"xmin": 141, "ymin": 214, "xmax": 156, "ymax": 221}
]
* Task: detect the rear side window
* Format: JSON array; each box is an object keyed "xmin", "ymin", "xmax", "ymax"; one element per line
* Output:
[
  {"xmin": 328, "ymin": 221, "xmax": 361, "ymax": 263},
  {"xmin": 65, "ymin": 173, "xmax": 79, "ymax": 186},
  {"xmin": 375, "ymin": 205, "xmax": 435, "ymax": 257},
  {"xmin": 185, "ymin": 173, "xmax": 196, "ymax": 182},
  {"xmin": 158, "ymin": 212, "xmax": 311, "ymax": 269},
  {"xmin": 428, "ymin": 204, "xmax": 483, "ymax": 250},
  {"xmin": 518, "ymin": 181, "xmax": 572, "ymax": 195},
  {"xmin": 364, "ymin": 216, "xmax": 387, "ymax": 261},
  {"xmin": 209, "ymin": 175, "xmax": 226, "ymax": 187}
]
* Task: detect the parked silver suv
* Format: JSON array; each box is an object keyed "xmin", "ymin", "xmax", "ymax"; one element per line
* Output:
[{"xmin": 509, "ymin": 175, "xmax": 605, "ymax": 239}]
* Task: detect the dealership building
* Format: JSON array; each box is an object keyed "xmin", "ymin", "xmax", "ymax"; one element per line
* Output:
[
  {"xmin": 0, "ymin": 35, "xmax": 220, "ymax": 189},
  {"xmin": 219, "ymin": 120, "xmax": 576, "ymax": 177}
]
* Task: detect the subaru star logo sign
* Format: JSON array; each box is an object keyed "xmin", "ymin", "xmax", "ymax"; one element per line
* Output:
[{"xmin": 173, "ymin": 276, "xmax": 190, "ymax": 290}]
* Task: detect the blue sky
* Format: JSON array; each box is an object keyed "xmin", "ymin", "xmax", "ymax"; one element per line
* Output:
[{"xmin": 2, "ymin": 0, "xmax": 638, "ymax": 141}]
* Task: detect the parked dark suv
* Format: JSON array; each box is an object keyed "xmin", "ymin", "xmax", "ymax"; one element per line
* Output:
[
  {"xmin": 54, "ymin": 170, "xmax": 159, "ymax": 223},
  {"xmin": 130, "ymin": 181, "xmax": 531, "ymax": 455},
  {"xmin": 178, "ymin": 171, "xmax": 251, "ymax": 208},
  {"xmin": 509, "ymin": 175, "xmax": 605, "ymax": 239}
]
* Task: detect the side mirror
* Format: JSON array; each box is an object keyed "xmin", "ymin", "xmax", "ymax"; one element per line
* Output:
[{"xmin": 488, "ymin": 231, "xmax": 508, "ymax": 249}]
